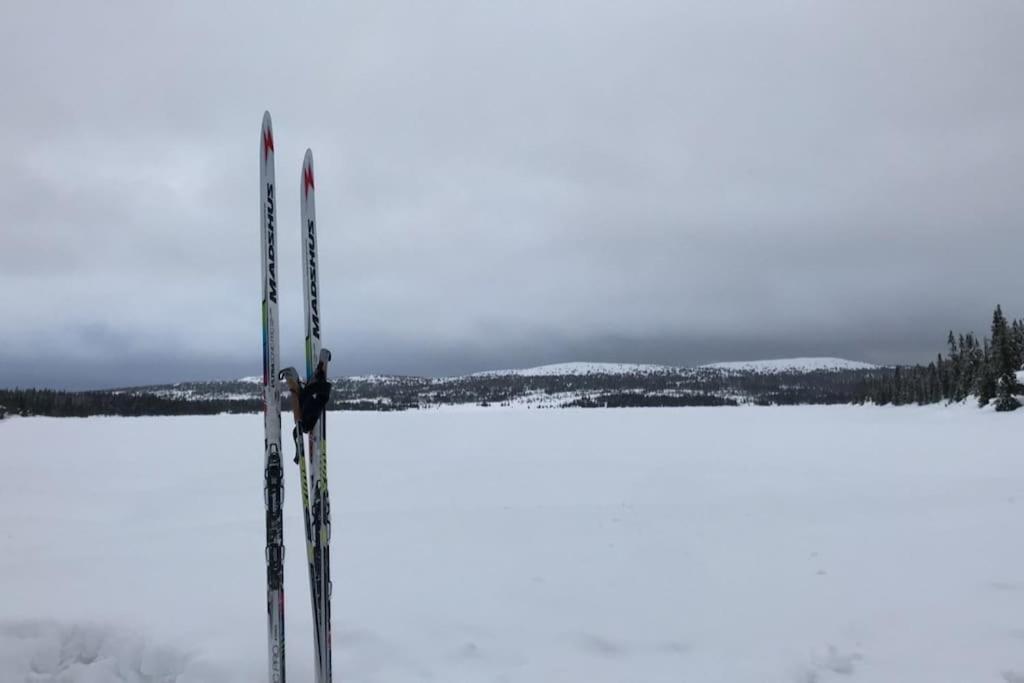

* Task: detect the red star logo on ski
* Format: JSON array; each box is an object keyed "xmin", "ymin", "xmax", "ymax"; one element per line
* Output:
[
  {"xmin": 303, "ymin": 163, "xmax": 315, "ymax": 197},
  {"xmin": 262, "ymin": 128, "xmax": 274, "ymax": 161}
]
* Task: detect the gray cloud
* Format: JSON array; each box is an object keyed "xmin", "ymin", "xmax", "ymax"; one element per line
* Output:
[{"xmin": 2, "ymin": 0, "xmax": 1022, "ymax": 388}]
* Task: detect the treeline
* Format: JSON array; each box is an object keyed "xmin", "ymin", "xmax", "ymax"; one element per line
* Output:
[
  {"xmin": 334, "ymin": 399, "xmax": 417, "ymax": 411},
  {"xmin": 0, "ymin": 388, "xmax": 424, "ymax": 418},
  {"xmin": 860, "ymin": 305, "xmax": 1023, "ymax": 411},
  {"xmin": 5, "ymin": 306, "xmax": 1019, "ymax": 417},
  {"xmin": 566, "ymin": 393, "xmax": 738, "ymax": 408},
  {"xmin": 752, "ymin": 387, "xmax": 862, "ymax": 406},
  {"xmin": 422, "ymin": 368, "xmax": 876, "ymax": 406},
  {"xmin": 0, "ymin": 388, "xmax": 260, "ymax": 418}
]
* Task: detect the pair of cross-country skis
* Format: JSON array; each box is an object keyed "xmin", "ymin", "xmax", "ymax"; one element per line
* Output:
[{"xmin": 259, "ymin": 110, "xmax": 333, "ymax": 683}]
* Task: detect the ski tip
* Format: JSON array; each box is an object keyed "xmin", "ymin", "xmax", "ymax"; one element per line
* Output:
[
  {"xmin": 261, "ymin": 112, "xmax": 274, "ymax": 160},
  {"xmin": 302, "ymin": 150, "xmax": 315, "ymax": 196}
]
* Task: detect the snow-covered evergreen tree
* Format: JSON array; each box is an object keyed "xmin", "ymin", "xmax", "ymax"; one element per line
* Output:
[{"xmin": 991, "ymin": 305, "xmax": 1021, "ymax": 412}]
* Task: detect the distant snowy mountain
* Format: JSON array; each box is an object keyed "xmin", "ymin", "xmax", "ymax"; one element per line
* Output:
[
  {"xmin": 238, "ymin": 358, "xmax": 877, "ymax": 383},
  {"xmin": 472, "ymin": 357, "xmax": 876, "ymax": 378},
  {"xmin": 346, "ymin": 374, "xmax": 413, "ymax": 384},
  {"xmin": 471, "ymin": 362, "xmax": 680, "ymax": 377},
  {"xmin": 701, "ymin": 357, "xmax": 878, "ymax": 373},
  {"xmin": 14, "ymin": 356, "xmax": 891, "ymax": 416}
]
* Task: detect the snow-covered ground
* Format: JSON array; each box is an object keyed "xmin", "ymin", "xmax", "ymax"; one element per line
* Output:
[
  {"xmin": 470, "ymin": 361, "xmax": 682, "ymax": 377},
  {"xmin": 1, "ymin": 406, "xmax": 1022, "ymax": 682},
  {"xmin": 702, "ymin": 357, "xmax": 879, "ymax": 373},
  {"xmin": 146, "ymin": 388, "xmax": 256, "ymax": 402},
  {"xmin": 472, "ymin": 357, "xmax": 877, "ymax": 378}
]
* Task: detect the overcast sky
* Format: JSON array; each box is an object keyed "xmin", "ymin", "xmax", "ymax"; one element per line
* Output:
[{"xmin": 2, "ymin": 0, "xmax": 1022, "ymax": 388}]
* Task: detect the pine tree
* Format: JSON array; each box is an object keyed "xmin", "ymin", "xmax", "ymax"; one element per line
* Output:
[
  {"xmin": 936, "ymin": 353, "xmax": 950, "ymax": 400},
  {"xmin": 957, "ymin": 333, "xmax": 980, "ymax": 402},
  {"xmin": 947, "ymin": 331, "xmax": 962, "ymax": 401},
  {"xmin": 977, "ymin": 337, "xmax": 996, "ymax": 407},
  {"xmin": 992, "ymin": 305, "xmax": 1021, "ymax": 412},
  {"xmin": 927, "ymin": 361, "xmax": 941, "ymax": 403},
  {"xmin": 1010, "ymin": 318, "xmax": 1024, "ymax": 372},
  {"xmin": 893, "ymin": 366, "xmax": 904, "ymax": 405}
]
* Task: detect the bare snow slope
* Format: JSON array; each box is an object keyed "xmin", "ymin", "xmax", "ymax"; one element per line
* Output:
[
  {"xmin": 471, "ymin": 361, "xmax": 680, "ymax": 376},
  {"xmin": 472, "ymin": 357, "xmax": 875, "ymax": 377},
  {"xmin": 237, "ymin": 357, "xmax": 876, "ymax": 382},
  {"xmin": 1, "ymin": 407, "xmax": 1022, "ymax": 682},
  {"xmin": 702, "ymin": 356, "xmax": 878, "ymax": 373}
]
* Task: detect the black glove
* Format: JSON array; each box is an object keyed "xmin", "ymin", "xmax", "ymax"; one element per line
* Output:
[{"xmin": 299, "ymin": 373, "xmax": 332, "ymax": 433}]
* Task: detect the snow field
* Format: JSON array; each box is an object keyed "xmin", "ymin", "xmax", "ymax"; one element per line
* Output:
[
  {"xmin": 468, "ymin": 357, "xmax": 878, "ymax": 377},
  {"xmin": 700, "ymin": 357, "xmax": 879, "ymax": 373},
  {"xmin": 469, "ymin": 361, "xmax": 681, "ymax": 377},
  {"xmin": 0, "ymin": 406, "xmax": 1022, "ymax": 682}
]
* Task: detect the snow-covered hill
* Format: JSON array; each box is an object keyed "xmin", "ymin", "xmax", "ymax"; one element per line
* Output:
[
  {"xmin": 168, "ymin": 357, "xmax": 885, "ymax": 412},
  {"xmin": 701, "ymin": 357, "xmax": 878, "ymax": 374},
  {"xmin": 471, "ymin": 362, "xmax": 680, "ymax": 377},
  {"xmin": 470, "ymin": 357, "xmax": 876, "ymax": 378},
  {"xmin": 234, "ymin": 358, "xmax": 878, "ymax": 383}
]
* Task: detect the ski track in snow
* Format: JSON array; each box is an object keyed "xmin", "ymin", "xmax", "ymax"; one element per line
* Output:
[{"xmin": 1, "ymin": 407, "xmax": 1023, "ymax": 682}]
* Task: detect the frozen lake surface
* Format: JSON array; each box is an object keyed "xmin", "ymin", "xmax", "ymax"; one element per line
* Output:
[{"xmin": 1, "ymin": 406, "xmax": 1022, "ymax": 682}]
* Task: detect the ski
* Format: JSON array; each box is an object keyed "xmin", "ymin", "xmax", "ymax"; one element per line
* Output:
[
  {"xmin": 300, "ymin": 149, "xmax": 333, "ymax": 683},
  {"xmin": 259, "ymin": 111, "xmax": 286, "ymax": 683},
  {"xmin": 279, "ymin": 360, "xmax": 323, "ymax": 683}
]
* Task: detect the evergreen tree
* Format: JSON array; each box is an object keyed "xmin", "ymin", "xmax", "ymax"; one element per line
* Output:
[
  {"xmin": 992, "ymin": 305, "xmax": 1022, "ymax": 411},
  {"xmin": 1010, "ymin": 318, "xmax": 1024, "ymax": 371},
  {"xmin": 977, "ymin": 338, "xmax": 996, "ymax": 407},
  {"xmin": 927, "ymin": 362, "xmax": 940, "ymax": 403},
  {"xmin": 857, "ymin": 305, "xmax": 1021, "ymax": 411},
  {"xmin": 892, "ymin": 366, "xmax": 904, "ymax": 405},
  {"xmin": 947, "ymin": 331, "xmax": 962, "ymax": 401},
  {"xmin": 937, "ymin": 353, "xmax": 950, "ymax": 400},
  {"xmin": 957, "ymin": 333, "xmax": 978, "ymax": 402}
]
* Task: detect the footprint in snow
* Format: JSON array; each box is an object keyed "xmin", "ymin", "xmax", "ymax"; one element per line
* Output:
[
  {"xmin": 452, "ymin": 641, "xmax": 481, "ymax": 660},
  {"xmin": 989, "ymin": 581, "xmax": 1021, "ymax": 592},
  {"xmin": 656, "ymin": 640, "xmax": 691, "ymax": 655},
  {"xmin": 577, "ymin": 633, "xmax": 627, "ymax": 658},
  {"xmin": 0, "ymin": 620, "xmax": 214, "ymax": 682},
  {"xmin": 794, "ymin": 644, "xmax": 863, "ymax": 681},
  {"xmin": 817, "ymin": 644, "xmax": 863, "ymax": 675}
]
